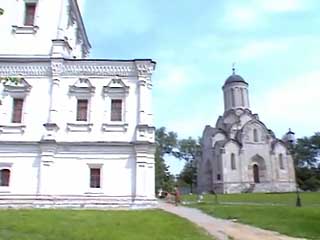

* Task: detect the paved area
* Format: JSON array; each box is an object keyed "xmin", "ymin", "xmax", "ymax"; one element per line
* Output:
[{"xmin": 159, "ymin": 202, "xmax": 306, "ymax": 240}]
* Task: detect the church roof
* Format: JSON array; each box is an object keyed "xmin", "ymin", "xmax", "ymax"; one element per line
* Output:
[{"xmin": 224, "ymin": 74, "xmax": 248, "ymax": 85}]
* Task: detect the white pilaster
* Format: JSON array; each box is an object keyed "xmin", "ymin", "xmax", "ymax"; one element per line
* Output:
[{"xmin": 38, "ymin": 142, "xmax": 57, "ymax": 195}]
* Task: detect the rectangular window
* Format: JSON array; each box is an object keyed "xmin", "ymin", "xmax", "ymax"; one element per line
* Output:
[
  {"xmin": 90, "ymin": 168, "xmax": 101, "ymax": 188},
  {"xmin": 111, "ymin": 99, "xmax": 122, "ymax": 121},
  {"xmin": 12, "ymin": 98, "xmax": 24, "ymax": 123},
  {"xmin": 24, "ymin": 3, "xmax": 36, "ymax": 26},
  {"xmin": 76, "ymin": 99, "xmax": 88, "ymax": 121},
  {"xmin": 0, "ymin": 169, "xmax": 10, "ymax": 187}
]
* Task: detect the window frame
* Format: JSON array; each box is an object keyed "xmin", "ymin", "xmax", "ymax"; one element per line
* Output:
[
  {"xmin": 12, "ymin": 98, "xmax": 24, "ymax": 123},
  {"xmin": 89, "ymin": 167, "xmax": 101, "ymax": 189},
  {"xmin": 0, "ymin": 169, "xmax": 11, "ymax": 187},
  {"xmin": 76, "ymin": 99, "xmax": 89, "ymax": 122},
  {"xmin": 24, "ymin": 2, "xmax": 37, "ymax": 26},
  {"xmin": 110, "ymin": 99, "xmax": 123, "ymax": 122}
]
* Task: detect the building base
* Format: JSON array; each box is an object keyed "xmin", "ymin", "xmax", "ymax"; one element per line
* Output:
[
  {"xmin": 0, "ymin": 194, "xmax": 158, "ymax": 209},
  {"xmin": 211, "ymin": 181, "xmax": 296, "ymax": 194}
]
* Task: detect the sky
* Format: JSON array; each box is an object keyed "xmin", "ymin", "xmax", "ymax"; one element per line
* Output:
[{"xmin": 82, "ymin": 0, "xmax": 320, "ymax": 174}]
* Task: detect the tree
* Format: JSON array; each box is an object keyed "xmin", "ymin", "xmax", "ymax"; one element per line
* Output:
[
  {"xmin": 155, "ymin": 127, "xmax": 178, "ymax": 193},
  {"xmin": 176, "ymin": 137, "xmax": 201, "ymax": 193},
  {"xmin": 178, "ymin": 161, "xmax": 194, "ymax": 192},
  {"xmin": 154, "ymin": 128, "xmax": 202, "ymax": 194},
  {"xmin": 290, "ymin": 132, "xmax": 320, "ymax": 191}
]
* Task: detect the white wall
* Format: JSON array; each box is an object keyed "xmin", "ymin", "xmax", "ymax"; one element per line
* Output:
[{"xmin": 0, "ymin": 0, "xmax": 87, "ymax": 58}]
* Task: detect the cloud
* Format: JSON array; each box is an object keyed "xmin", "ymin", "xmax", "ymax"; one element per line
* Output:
[
  {"xmin": 257, "ymin": 0, "xmax": 315, "ymax": 12},
  {"xmin": 155, "ymin": 65, "xmax": 193, "ymax": 93},
  {"xmin": 85, "ymin": 0, "xmax": 154, "ymax": 37},
  {"xmin": 236, "ymin": 40, "xmax": 289, "ymax": 61},
  {"xmin": 255, "ymin": 71, "xmax": 320, "ymax": 137},
  {"xmin": 221, "ymin": 0, "xmax": 315, "ymax": 30},
  {"xmin": 222, "ymin": 5, "xmax": 261, "ymax": 30}
]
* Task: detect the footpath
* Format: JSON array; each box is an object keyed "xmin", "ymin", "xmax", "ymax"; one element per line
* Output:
[{"xmin": 159, "ymin": 202, "xmax": 306, "ymax": 240}]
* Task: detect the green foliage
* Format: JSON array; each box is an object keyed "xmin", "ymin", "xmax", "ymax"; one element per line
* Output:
[
  {"xmin": 177, "ymin": 137, "xmax": 201, "ymax": 193},
  {"xmin": 155, "ymin": 127, "xmax": 178, "ymax": 192},
  {"xmin": 0, "ymin": 77, "xmax": 21, "ymax": 85},
  {"xmin": 155, "ymin": 127, "xmax": 202, "ymax": 193},
  {"xmin": 292, "ymin": 132, "xmax": 320, "ymax": 168},
  {"xmin": 177, "ymin": 137, "xmax": 201, "ymax": 161},
  {"xmin": 0, "ymin": 209, "xmax": 213, "ymax": 240},
  {"xmin": 290, "ymin": 132, "xmax": 320, "ymax": 191}
]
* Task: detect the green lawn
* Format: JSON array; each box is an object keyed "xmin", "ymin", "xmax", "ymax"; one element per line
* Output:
[
  {"xmin": 182, "ymin": 192, "xmax": 320, "ymax": 206},
  {"xmin": 0, "ymin": 209, "xmax": 213, "ymax": 240},
  {"xmin": 184, "ymin": 192, "xmax": 320, "ymax": 240}
]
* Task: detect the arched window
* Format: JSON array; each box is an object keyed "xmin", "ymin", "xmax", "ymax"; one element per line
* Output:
[
  {"xmin": 279, "ymin": 153, "xmax": 284, "ymax": 170},
  {"xmin": 231, "ymin": 88, "xmax": 235, "ymax": 107},
  {"xmin": 253, "ymin": 129, "xmax": 258, "ymax": 142},
  {"xmin": 0, "ymin": 169, "xmax": 10, "ymax": 186},
  {"xmin": 231, "ymin": 153, "xmax": 236, "ymax": 170}
]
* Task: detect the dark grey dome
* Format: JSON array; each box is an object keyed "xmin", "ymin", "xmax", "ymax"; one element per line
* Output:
[{"xmin": 224, "ymin": 74, "xmax": 247, "ymax": 85}]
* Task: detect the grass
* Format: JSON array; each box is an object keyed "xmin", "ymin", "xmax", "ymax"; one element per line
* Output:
[
  {"xmin": 182, "ymin": 192, "xmax": 320, "ymax": 206},
  {"xmin": 184, "ymin": 192, "xmax": 320, "ymax": 240},
  {"xmin": 0, "ymin": 209, "xmax": 213, "ymax": 240}
]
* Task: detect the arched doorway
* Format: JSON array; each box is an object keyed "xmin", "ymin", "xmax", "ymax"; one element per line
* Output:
[{"xmin": 253, "ymin": 164, "xmax": 260, "ymax": 183}]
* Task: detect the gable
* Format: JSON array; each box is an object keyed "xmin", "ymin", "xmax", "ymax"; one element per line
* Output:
[{"xmin": 241, "ymin": 120, "xmax": 270, "ymax": 144}]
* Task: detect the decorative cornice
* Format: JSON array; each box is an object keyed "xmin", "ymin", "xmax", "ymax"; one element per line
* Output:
[
  {"xmin": 0, "ymin": 58, "xmax": 156, "ymax": 77},
  {"xmin": 62, "ymin": 61, "xmax": 136, "ymax": 76},
  {"xmin": 0, "ymin": 63, "xmax": 51, "ymax": 77}
]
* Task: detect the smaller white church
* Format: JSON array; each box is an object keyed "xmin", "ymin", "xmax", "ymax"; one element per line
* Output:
[
  {"xmin": 0, "ymin": 0, "xmax": 156, "ymax": 208},
  {"xmin": 198, "ymin": 69, "xmax": 296, "ymax": 194}
]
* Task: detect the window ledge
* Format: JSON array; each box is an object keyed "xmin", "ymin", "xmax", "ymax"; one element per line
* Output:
[
  {"xmin": 102, "ymin": 122, "xmax": 128, "ymax": 132},
  {"xmin": 67, "ymin": 122, "xmax": 93, "ymax": 132},
  {"xmin": 12, "ymin": 25, "xmax": 39, "ymax": 34},
  {"xmin": 0, "ymin": 186, "xmax": 10, "ymax": 193},
  {"xmin": 85, "ymin": 189, "xmax": 103, "ymax": 194},
  {"xmin": 0, "ymin": 124, "xmax": 26, "ymax": 134}
]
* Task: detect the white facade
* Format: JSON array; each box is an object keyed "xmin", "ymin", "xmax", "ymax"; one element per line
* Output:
[
  {"xmin": 0, "ymin": 0, "xmax": 156, "ymax": 208},
  {"xmin": 198, "ymin": 71, "xmax": 296, "ymax": 194}
]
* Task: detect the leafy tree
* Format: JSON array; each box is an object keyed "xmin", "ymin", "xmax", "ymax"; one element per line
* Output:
[
  {"xmin": 155, "ymin": 127, "xmax": 178, "ymax": 192},
  {"xmin": 176, "ymin": 137, "xmax": 201, "ymax": 193},
  {"xmin": 178, "ymin": 161, "xmax": 195, "ymax": 192},
  {"xmin": 290, "ymin": 132, "xmax": 320, "ymax": 191},
  {"xmin": 154, "ymin": 128, "xmax": 202, "ymax": 193}
]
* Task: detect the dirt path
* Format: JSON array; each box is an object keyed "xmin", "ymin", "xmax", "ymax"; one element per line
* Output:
[{"xmin": 159, "ymin": 202, "xmax": 306, "ymax": 240}]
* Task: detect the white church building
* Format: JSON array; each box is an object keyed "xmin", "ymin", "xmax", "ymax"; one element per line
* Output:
[
  {"xmin": 198, "ymin": 69, "xmax": 296, "ymax": 194},
  {"xmin": 0, "ymin": 0, "xmax": 156, "ymax": 208}
]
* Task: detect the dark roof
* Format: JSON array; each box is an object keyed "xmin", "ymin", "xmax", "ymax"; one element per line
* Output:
[{"xmin": 224, "ymin": 74, "xmax": 248, "ymax": 85}]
